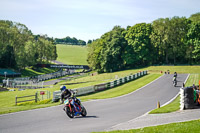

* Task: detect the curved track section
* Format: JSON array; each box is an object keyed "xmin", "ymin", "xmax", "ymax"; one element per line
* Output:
[{"xmin": 0, "ymin": 74, "xmax": 188, "ymax": 133}]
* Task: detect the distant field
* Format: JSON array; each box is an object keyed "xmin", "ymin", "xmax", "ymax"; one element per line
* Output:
[
  {"xmin": 145, "ymin": 65, "xmax": 200, "ymax": 74},
  {"xmin": 56, "ymin": 44, "xmax": 88, "ymax": 65}
]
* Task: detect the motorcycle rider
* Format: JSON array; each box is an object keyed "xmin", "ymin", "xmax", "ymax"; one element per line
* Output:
[
  {"xmin": 173, "ymin": 76, "xmax": 177, "ymax": 86},
  {"xmin": 60, "ymin": 85, "xmax": 81, "ymax": 110},
  {"xmin": 60, "ymin": 85, "xmax": 72, "ymax": 104},
  {"xmin": 174, "ymin": 72, "xmax": 177, "ymax": 78}
]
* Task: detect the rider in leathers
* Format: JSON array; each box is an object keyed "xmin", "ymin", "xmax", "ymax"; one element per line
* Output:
[
  {"xmin": 60, "ymin": 85, "xmax": 72, "ymax": 104},
  {"xmin": 60, "ymin": 85, "xmax": 81, "ymax": 111}
]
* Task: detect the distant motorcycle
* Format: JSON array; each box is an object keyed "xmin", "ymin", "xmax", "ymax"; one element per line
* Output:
[
  {"xmin": 63, "ymin": 96, "xmax": 87, "ymax": 118},
  {"xmin": 173, "ymin": 74, "xmax": 177, "ymax": 87},
  {"xmin": 173, "ymin": 80, "xmax": 177, "ymax": 87}
]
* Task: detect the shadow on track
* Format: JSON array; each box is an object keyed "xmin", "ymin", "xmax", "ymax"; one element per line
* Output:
[{"xmin": 74, "ymin": 115, "xmax": 99, "ymax": 119}]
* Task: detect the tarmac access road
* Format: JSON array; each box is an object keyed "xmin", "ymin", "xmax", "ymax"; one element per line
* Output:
[{"xmin": 0, "ymin": 74, "xmax": 188, "ymax": 133}]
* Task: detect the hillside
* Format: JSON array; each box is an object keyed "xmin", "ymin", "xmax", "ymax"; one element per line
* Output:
[{"xmin": 56, "ymin": 44, "xmax": 88, "ymax": 65}]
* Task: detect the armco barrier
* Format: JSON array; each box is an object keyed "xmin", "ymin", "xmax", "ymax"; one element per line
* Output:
[
  {"xmin": 52, "ymin": 70, "xmax": 148, "ymax": 102},
  {"xmin": 107, "ymin": 82, "xmax": 111, "ymax": 89},
  {"xmin": 94, "ymin": 84, "xmax": 107, "ymax": 91},
  {"xmin": 75, "ymin": 86, "xmax": 94, "ymax": 96},
  {"xmin": 52, "ymin": 91, "xmax": 61, "ymax": 102}
]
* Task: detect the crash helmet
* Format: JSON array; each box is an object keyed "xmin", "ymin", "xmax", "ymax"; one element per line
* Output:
[{"xmin": 60, "ymin": 85, "xmax": 66, "ymax": 91}]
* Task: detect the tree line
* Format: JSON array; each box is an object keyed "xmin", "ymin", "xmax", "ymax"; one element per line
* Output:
[
  {"xmin": 87, "ymin": 13, "xmax": 200, "ymax": 73},
  {"xmin": 55, "ymin": 36, "xmax": 86, "ymax": 45},
  {"xmin": 0, "ymin": 20, "xmax": 57, "ymax": 69}
]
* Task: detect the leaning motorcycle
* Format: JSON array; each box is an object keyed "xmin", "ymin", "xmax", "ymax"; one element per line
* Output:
[{"xmin": 63, "ymin": 97, "xmax": 87, "ymax": 118}]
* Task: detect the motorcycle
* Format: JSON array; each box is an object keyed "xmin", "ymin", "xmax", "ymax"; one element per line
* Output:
[
  {"xmin": 173, "ymin": 80, "xmax": 177, "ymax": 87},
  {"xmin": 63, "ymin": 97, "xmax": 87, "ymax": 118}
]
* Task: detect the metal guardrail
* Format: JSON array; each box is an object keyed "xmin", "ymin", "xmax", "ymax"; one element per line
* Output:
[
  {"xmin": 3, "ymin": 69, "xmax": 75, "ymax": 88},
  {"xmin": 52, "ymin": 70, "xmax": 148, "ymax": 102}
]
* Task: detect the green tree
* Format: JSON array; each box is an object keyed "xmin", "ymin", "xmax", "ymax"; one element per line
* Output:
[
  {"xmin": 187, "ymin": 22, "xmax": 200, "ymax": 63},
  {"xmin": 87, "ymin": 26, "xmax": 127, "ymax": 72},
  {"xmin": 0, "ymin": 20, "xmax": 57, "ymax": 69},
  {"xmin": 167, "ymin": 17, "xmax": 189, "ymax": 64},
  {"xmin": 189, "ymin": 12, "xmax": 200, "ymax": 23},
  {"xmin": 125, "ymin": 23, "xmax": 154, "ymax": 66},
  {"xmin": 151, "ymin": 18, "xmax": 171, "ymax": 64}
]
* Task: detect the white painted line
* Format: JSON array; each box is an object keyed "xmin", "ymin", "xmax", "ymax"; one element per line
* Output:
[
  {"xmin": 107, "ymin": 74, "xmax": 190, "ymax": 131},
  {"xmin": 161, "ymin": 74, "xmax": 189, "ymax": 107}
]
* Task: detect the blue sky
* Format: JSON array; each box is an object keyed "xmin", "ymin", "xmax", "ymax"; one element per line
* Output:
[{"xmin": 0, "ymin": 0, "xmax": 199, "ymax": 42}]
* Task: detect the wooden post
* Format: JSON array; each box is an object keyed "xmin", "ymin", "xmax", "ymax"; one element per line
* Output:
[
  {"xmin": 35, "ymin": 92, "xmax": 37, "ymax": 102},
  {"xmin": 157, "ymin": 101, "xmax": 160, "ymax": 108},
  {"xmin": 15, "ymin": 95, "xmax": 17, "ymax": 105}
]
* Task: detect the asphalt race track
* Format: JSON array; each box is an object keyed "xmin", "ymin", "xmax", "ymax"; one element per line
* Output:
[{"xmin": 0, "ymin": 74, "xmax": 188, "ymax": 133}]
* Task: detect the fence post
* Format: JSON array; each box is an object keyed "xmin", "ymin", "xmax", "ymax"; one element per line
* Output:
[
  {"xmin": 15, "ymin": 95, "xmax": 17, "ymax": 105},
  {"xmin": 35, "ymin": 92, "xmax": 38, "ymax": 103}
]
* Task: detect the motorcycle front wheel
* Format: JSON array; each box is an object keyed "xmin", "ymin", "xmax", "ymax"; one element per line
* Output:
[
  {"xmin": 66, "ymin": 106, "xmax": 74, "ymax": 118},
  {"xmin": 81, "ymin": 106, "xmax": 87, "ymax": 117}
]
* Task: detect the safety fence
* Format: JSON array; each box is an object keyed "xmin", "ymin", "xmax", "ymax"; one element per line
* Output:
[
  {"xmin": 52, "ymin": 70, "xmax": 148, "ymax": 102},
  {"xmin": 15, "ymin": 90, "xmax": 51, "ymax": 105},
  {"xmin": 15, "ymin": 93, "xmax": 38, "ymax": 105},
  {"xmin": 3, "ymin": 69, "xmax": 75, "ymax": 88}
]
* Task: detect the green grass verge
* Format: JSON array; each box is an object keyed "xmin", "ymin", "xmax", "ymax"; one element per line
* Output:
[
  {"xmin": 94, "ymin": 119, "xmax": 200, "ymax": 133},
  {"xmin": 1, "ymin": 65, "xmax": 200, "ymax": 115},
  {"xmin": 20, "ymin": 67, "xmax": 59, "ymax": 77},
  {"xmin": 149, "ymin": 95, "xmax": 180, "ymax": 114},
  {"xmin": 0, "ymin": 73, "xmax": 160, "ymax": 114},
  {"xmin": 145, "ymin": 65, "xmax": 200, "ymax": 74},
  {"xmin": 56, "ymin": 44, "xmax": 88, "ymax": 65}
]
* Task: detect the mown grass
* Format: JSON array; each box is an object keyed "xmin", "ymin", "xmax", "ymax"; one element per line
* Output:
[
  {"xmin": 56, "ymin": 44, "xmax": 88, "ymax": 65},
  {"xmin": 1, "ymin": 66, "xmax": 200, "ymax": 115},
  {"xmin": 149, "ymin": 95, "xmax": 181, "ymax": 114},
  {"xmin": 144, "ymin": 65, "xmax": 200, "ymax": 74},
  {"xmin": 95, "ymin": 119, "xmax": 200, "ymax": 133},
  {"xmin": 20, "ymin": 67, "xmax": 59, "ymax": 77},
  {"xmin": 0, "ymin": 69, "xmax": 157, "ymax": 114},
  {"xmin": 56, "ymin": 69, "xmax": 146, "ymax": 89}
]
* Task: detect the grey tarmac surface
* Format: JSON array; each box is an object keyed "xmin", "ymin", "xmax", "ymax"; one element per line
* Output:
[
  {"xmin": 0, "ymin": 74, "xmax": 189, "ymax": 133},
  {"xmin": 108, "ymin": 108, "xmax": 200, "ymax": 131}
]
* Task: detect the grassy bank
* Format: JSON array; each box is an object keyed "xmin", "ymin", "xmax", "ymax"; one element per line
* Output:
[
  {"xmin": 95, "ymin": 119, "xmax": 200, "ymax": 133},
  {"xmin": 1, "ymin": 65, "xmax": 200, "ymax": 114},
  {"xmin": 0, "ymin": 69, "xmax": 159, "ymax": 114},
  {"xmin": 56, "ymin": 44, "xmax": 88, "ymax": 65},
  {"xmin": 20, "ymin": 67, "xmax": 59, "ymax": 77}
]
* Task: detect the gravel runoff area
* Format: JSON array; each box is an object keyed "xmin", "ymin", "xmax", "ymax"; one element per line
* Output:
[{"xmin": 107, "ymin": 107, "xmax": 200, "ymax": 131}]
